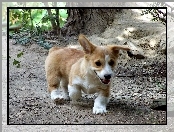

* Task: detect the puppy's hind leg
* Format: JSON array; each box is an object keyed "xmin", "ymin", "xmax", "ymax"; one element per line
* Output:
[
  {"xmin": 60, "ymin": 78, "xmax": 70, "ymax": 100},
  {"xmin": 46, "ymin": 74, "xmax": 65, "ymax": 103}
]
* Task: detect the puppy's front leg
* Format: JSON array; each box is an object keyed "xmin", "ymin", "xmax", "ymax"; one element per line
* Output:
[
  {"xmin": 93, "ymin": 90, "xmax": 110, "ymax": 114},
  {"xmin": 68, "ymin": 84, "xmax": 82, "ymax": 103}
]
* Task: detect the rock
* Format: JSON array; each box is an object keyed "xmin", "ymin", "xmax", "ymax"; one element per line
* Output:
[
  {"xmin": 150, "ymin": 98, "xmax": 167, "ymax": 111},
  {"xmin": 133, "ymin": 93, "xmax": 139, "ymax": 96},
  {"xmin": 125, "ymin": 41, "xmax": 145, "ymax": 59},
  {"xmin": 115, "ymin": 96, "xmax": 122, "ymax": 100}
]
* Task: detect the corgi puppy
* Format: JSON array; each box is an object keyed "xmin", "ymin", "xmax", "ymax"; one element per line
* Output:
[{"xmin": 45, "ymin": 34, "xmax": 130, "ymax": 114}]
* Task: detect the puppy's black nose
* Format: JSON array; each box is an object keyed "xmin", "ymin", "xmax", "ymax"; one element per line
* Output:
[{"xmin": 104, "ymin": 74, "xmax": 111, "ymax": 79}]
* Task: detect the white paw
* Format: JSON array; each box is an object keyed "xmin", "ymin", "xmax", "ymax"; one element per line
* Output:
[
  {"xmin": 51, "ymin": 90, "xmax": 69, "ymax": 101},
  {"xmin": 93, "ymin": 106, "xmax": 107, "ymax": 114}
]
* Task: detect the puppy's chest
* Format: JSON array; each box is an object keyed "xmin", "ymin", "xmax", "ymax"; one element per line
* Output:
[{"xmin": 72, "ymin": 76, "xmax": 107, "ymax": 94}]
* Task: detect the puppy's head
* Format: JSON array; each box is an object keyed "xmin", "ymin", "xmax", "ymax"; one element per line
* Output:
[{"xmin": 78, "ymin": 34, "xmax": 130, "ymax": 85}]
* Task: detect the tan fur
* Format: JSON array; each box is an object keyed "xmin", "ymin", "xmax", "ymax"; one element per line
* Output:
[
  {"xmin": 45, "ymin": 34, "xmax": 130, "ymax": 114},
  {"xmin": 45, "ymin": 47, "xmax": 84, "ymax": 92}
]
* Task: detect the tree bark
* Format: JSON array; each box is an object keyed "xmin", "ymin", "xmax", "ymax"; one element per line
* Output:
[{"xmin": 61, "ymin": 9, "xmax": 121, "ymax": 37}]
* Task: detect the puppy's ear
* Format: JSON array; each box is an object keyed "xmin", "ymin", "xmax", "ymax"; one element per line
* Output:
[
  {"xmin": 78, "ymin": 34, "xmax": 96, "ymax": 54},
  {"xmin": 108, "ymin": 45, "xmax": 130, "ymax": 56}
]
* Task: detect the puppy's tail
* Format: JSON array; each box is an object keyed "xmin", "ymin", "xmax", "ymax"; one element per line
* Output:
[{"xmin": 48, "ymin": 47, "xmax": 61, "ymax": 54}]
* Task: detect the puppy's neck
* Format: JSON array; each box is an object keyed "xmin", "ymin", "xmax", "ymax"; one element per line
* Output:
[{"xmin": 79, "ymin": 57, "xmax": 91, "ymax": 77}]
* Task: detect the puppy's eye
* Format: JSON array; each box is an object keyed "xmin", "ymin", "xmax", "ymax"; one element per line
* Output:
[
  {"xmin": 95, "ymin": 61, "xmax": 101, "ymax": 66},
  {"xmin": 109, "ymin": 60, "xmax": 115, "ymax": 66}
]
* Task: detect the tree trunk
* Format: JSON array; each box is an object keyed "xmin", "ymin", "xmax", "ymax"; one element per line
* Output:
[
  {"xmin": 61, "ymin": 9, "xmax": 121, "ymax": 37},
  {"xmin": 43, "ymin": 2, "xmax": 58, "ymax": 34}
]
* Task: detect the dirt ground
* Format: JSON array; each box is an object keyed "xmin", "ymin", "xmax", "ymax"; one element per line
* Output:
[{"xmin": 8, "ymin": 9, "xmax": 166, "ymax": 124}]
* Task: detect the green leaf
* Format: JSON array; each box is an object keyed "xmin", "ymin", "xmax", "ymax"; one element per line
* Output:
[
  {"xmin": 13, "ymin": 59, "xmax": 20, "ymax": 65},
  {"xmin": 59, "ymin": 17, "xmax": 65, "ymax": 28},
  {"xmin": 42, "ymin": 15, "xmax": 50, "ymax": 23},
  {"xmin": 59, "ymin": 9, "xmax": 68, "ymax": 19},
  {"xmin": 17, "ymin": 52, "xmax": 23, "ymax": 58},
  {"xmin": 13, "ymin": 9, "xmax": 21, "ymax": 14},
  {"xmin": 32, "ymin": 9, "xmax": 47, "ymax": 26}
]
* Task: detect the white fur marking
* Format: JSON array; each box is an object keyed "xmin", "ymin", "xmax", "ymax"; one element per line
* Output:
[
  {"xmin": 104, "ymin": 55, "xmax": 113, "ymax": 74},
  {"xmin": 96, "ymin": 55, "xmax": 113, "ymax": 80},
  {"xmin": 72, "ymin": 76, "xmax": 102, "ymax": 94},
  {"xmin": 51, "ymin": 90, "xmax": 64, "ymax": 100},
  {"xmin": 93, "ymin": 94, "xmax": 109, "ymax": 114}
]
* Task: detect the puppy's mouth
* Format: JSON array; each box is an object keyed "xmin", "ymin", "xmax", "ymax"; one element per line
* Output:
[{"xmin": 94, "ymin": 71, "xmax": 110, "ymax": 85}]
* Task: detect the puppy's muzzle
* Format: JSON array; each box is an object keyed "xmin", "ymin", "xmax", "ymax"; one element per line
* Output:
[{"xmin": 94, "ymin": 71, "xmax": 111, "ymax": 85}]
